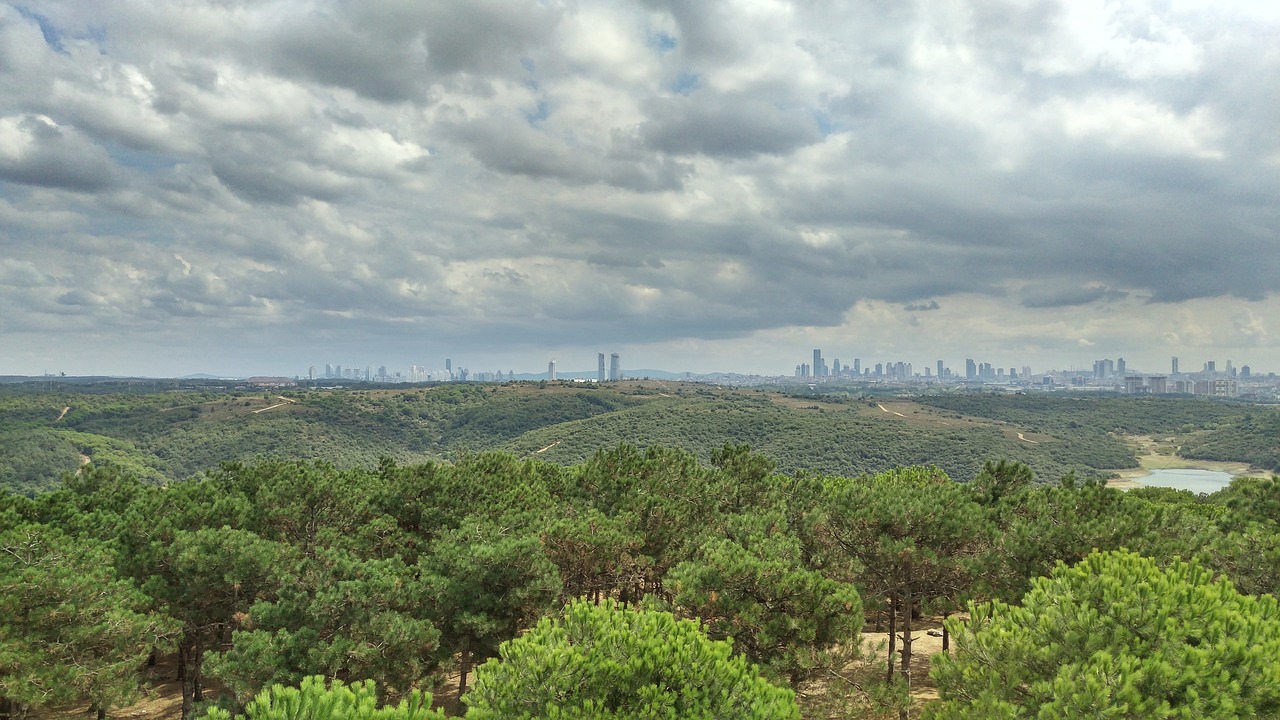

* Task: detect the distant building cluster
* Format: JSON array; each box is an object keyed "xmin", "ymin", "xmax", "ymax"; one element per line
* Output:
[
  {"xmin": 290, "ymin": 348, "xmax": 1272, "ymax": 401},
  {"xmin": 301, "ymin": 352, "xmax": 624, "ymax": 385},
  {"xmin": 789, "ymin": 349, "xmax": 1274, "ymax": 399}
]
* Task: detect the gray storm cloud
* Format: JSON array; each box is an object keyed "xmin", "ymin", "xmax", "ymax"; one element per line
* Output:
[{"xmin": 0, "ymin": 0, "xmax": 1277, "ymax": 375}]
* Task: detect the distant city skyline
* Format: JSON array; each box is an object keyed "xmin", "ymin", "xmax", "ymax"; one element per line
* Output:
[{"xmin": 18, "ymin": 346, "xmax": 1264, "ymax": 384}]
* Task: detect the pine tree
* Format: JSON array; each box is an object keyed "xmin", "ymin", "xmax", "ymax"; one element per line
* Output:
[
  {"xmin": 666, "ymin": 511, "xmax": 863, "ymax": 685},
  {"xmin": 0, "ymin": 524, "xmax": 179, "ymax": 718},
  {"xmin": 928, "ymin": 550, "xmax": 1280, "ymax": 718},
  {"xmin": 198, "ymin": 676, "xmax": 445, "ymax": 720},
  {"xmin": 463, "ymin": 600, "xmax": 800, "ymax": 719}
]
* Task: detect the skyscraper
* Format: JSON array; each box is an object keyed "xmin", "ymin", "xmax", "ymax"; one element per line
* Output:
[
  {"xmin": 597, "ymin": 353, "xmax": 606, "ymax": 382},
  {"xmin": 812, "ymin": 349, "xmax": 823, "ymax": 378},
  {"xmin": 609, "ymin": 353, "xmax": 621, "ymax": 381},
  {"xmin": 1172, "ymin": 356, "xmax": 1179, "ymax": 374},
  {"xmin": 1117, "ymin": 358, "xmax": 1126, "ymax": 377},
  {"xmin": 965, "ymin": 358, "xmax": 976, "ymax": 380},
  {"xmin": 936, "ymin": 360, "xmax": 944, "ymax": 378},
  {"xmin": 548, "ymin": 359, "xmax": 557, "ymax": 381}
]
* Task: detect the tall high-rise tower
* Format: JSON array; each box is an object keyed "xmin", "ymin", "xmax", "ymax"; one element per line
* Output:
[
  {"xmin": 548, "ymin": 360, "xmax": 557, "ymax": 381},
  {"xmin": 597, "ymin": 353, "xmax": 606, "ymax": 382},
  {"xmin": 1172, "ymin": 356, "xmax": 1179, "ymax": 374},
  {"xmin": 609, "ymin": 353, "xmax": 621, "ymax": 381},
  {"xmin": 812, "ymin": 349, "xmax": 824, "ymax": 378}
]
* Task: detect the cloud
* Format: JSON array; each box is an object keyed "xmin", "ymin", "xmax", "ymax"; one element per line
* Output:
[
  {"xmin": 640, "ymin": 94, "xmax": 822, "ymax": 158},
  {"xmin": 0, "ymin": 114, "xmax": 117, "ymax": 191},
  {"xmin": 904, "ymin": 300, "xmax": 941, "ymax": 312},
  {"xmin": 1020, "ymin": 283, "xmax": 1127, "ymax": 309},
  {"xmin": 1, "ymin": 0, "xmax": 1279, "ymax": 376}
]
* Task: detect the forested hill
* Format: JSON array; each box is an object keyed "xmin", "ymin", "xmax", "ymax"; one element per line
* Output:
[{"xmin": 1, "ymin": 380, "xmax": 1273, "ymax": 495}]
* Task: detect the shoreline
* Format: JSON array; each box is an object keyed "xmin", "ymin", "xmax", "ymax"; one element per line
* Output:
[
  {"xmin": 1104, "ymin": 435, "xmax": 1268, "ymax": 490},
  {"xmin": 1106, "ymin": 457, "xmax": 1268, "ymax": 490}
]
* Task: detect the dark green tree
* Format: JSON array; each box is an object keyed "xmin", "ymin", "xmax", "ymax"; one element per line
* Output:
[
  {"xmin": 968, "ymin": 458, "xmax": 1034, "ymax": 507},
  {"xmin": 666, "ymin": 511, "xmax": 863, "ymax": 685},
  {"xmin": 419, "ymin": 517, "xmax": 562, "ymax": 697},
  {"xmin": 0, "ymin": 524, "xmax": 179, "ymax": 719},
  {"xmin": 203, "ymin": 548, "xmax": 439, "ymax": 705},
  {"xmin": 823, "ymin": 466, "xmax": 991, "ymax": 690}
]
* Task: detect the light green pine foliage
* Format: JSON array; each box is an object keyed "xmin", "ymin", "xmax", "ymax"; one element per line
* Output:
[
  {"xmin": 463, "ymin": 600, "xmax": 801, "ymax": 720},
  {"xmin": 927, "ymin": 550, "xmax": 1280, "ymax": 718},
  {"xmin": 199, "ymin": 676, "xmax": 445, "ymax": 720}
]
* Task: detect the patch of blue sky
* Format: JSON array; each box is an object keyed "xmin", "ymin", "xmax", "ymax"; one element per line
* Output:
[
  {"xmin": 523, "ymin": 99, "xmax": 551, "ymax": 127},
  {"xmin": 16, "ymin": 5, "xmax": 66, "ymax": 53},
  {"xmin": 646, "ymin": 30, "xmax": 677, "ymax": 54},
  {"xmin": 812, "ymin": 110, "xmax": 839, "ymax": 136},
  {"xmin": 671, "ymin": 71, "xmax": 699, "ymax": 96},
  {"xmin": 520, "ymin": 57, "xmax": 542, "ymax": 95},
  {"xmin": 104, "ymin": 141, "xmax": 180, "ymax": 173}
]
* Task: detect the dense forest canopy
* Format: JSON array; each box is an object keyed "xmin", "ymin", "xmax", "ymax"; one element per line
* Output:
[
  {"xmin": 4, "ymin": 381, "xmax": 1275, "ymax": 496},
  {"xmin": 3, "ymin": 432, "xmax": 1279, "ymax": 719}
]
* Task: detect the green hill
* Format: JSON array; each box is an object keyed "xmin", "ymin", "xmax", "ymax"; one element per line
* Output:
[{"xmin": 1, "ymin": 381, "xmax": 1272, "ymax": 496}]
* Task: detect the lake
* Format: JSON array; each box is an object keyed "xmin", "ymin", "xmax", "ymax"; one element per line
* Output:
[{"xmin": 1137, "ymin": 468, "xmax": 1236, "ymax": 495}]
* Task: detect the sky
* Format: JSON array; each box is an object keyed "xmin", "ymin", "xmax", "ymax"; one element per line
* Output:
[{"xmin": 1, "ymin": 0, "xmax": 1277, "ymax": 378}]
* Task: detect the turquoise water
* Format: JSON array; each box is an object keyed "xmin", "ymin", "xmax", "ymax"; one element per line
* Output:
[{"xmin": 1137, "ymin": 468, "xmax": 1235, "ymax": 495}]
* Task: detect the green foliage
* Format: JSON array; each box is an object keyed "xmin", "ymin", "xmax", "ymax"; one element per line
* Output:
[
  {"xmin": 204, "ymin": 548, "xmax": 439, "ymax": 702},
  {"xmin": 928, "ymin": 550, "xmax": 1280, "ymax": 718},
  {"xmin": 991, "ymin": 477, "xmax": 1176, "ymax": 601},
  {"xmin": 969, "ymin": 459, "xmax": 1034, "ymax": 506},
  {"xmin": 199, "ymin": 676, "xmax": 445, "ymax": 720},
  {"xmin": 0, "ymin": 523, "xmax": 180, "ymax": 715},
  {"xmin": 824, "ymin": 466, "xmax": 993, "ymax": 683},
  {"xmin": 419, "ymin": 518, "xmax": 562, "ymax": 693},
  {"xmin": 0, "ymin": 428, "xmax": 81, "ymax": 495},
  {"xmin": 666, "ymin": 511, "xmax": 863, "ymax": 685},
  {"xmin": 5, "ymin": 385, "xmax": 1265, "ymax": 497},
  {"xmin": 1181, "ymin": 410, "xmax": 1280, "ymax": 471},
  {"xmin": 463, "ymin": 600, "xmax": 801, "ymax": 720},
  {"xmin": 506, "ymin": 394, "xmax": 1131, "ymax": 483}
]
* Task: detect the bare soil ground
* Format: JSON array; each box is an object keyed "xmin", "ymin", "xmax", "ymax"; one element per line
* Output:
[
  {"xmin": 34, "ymin": 657, "xmax": 187, "ymax": 720},
  {"xmin": 37, "ymin": 619, "xmax": 957, "ymax": 719}
]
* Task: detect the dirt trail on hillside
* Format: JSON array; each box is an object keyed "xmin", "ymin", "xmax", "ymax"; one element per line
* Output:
[
  {"xmin": 54, "ymin": 406, "xmax": 70, "ymax": 421},
  {"xmin": 876, "ymin": 403, "xmax": 907, "ymax": 418}
]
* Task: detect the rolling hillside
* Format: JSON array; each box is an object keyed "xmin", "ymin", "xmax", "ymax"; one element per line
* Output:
[{"xmin": 2, "ymin": 380, "xmax": 1271, "ymax": 495}]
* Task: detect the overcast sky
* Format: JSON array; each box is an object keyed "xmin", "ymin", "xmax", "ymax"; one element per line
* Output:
[{"xmin": 1, "ymin": 1, "xmax": 1277, "ymax": 378}]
